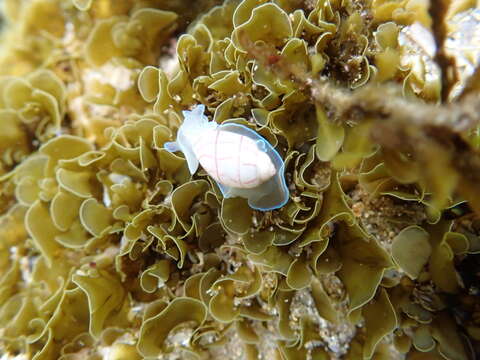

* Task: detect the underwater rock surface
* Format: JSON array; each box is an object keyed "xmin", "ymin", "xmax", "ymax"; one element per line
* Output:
[{"xmin": 0, "ymin": 0, "xmax": 479, "ymax": 359}]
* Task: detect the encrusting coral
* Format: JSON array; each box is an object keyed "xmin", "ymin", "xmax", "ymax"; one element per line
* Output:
[{"xmin": 0, "ymin": 0, "xmax": 480, "ymax": 359}]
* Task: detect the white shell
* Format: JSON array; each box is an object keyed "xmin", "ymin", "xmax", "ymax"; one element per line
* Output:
[
  {"xmin": 164, "ymin": 105, "xmax": 289, "ymax": 211},
  {"xmin": 192, "ymin": 128, "xmax": 276, "ymax": 189}
]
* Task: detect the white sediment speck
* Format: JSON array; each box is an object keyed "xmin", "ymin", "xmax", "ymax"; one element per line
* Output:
[
  {"xmin": 109, "ymin": 173, "xmax": 131, "ymax": 184},
  {"xmin": 83, "ymin": 63, "xmax": 135, "ymax": 92}
]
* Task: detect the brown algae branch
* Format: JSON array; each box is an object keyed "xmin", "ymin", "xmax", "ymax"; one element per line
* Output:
[{"xmin": 309, "ymin": 81, "xmax": 480, "ymax": 133}]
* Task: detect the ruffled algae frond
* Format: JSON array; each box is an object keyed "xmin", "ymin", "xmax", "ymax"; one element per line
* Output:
[{"xmin": 0, "ymin": 0, "xmax": 480, "ymax": 359}]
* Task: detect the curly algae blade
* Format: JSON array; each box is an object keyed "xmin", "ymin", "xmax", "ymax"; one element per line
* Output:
[{"xmin": 164, "ymin": 104, "xmax": 289, "ymax": 211}]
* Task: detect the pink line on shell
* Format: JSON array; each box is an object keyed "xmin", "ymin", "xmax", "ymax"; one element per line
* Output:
[{"xmin": 243, "ymin": 177, "xmax": 257, "ymax": 185}]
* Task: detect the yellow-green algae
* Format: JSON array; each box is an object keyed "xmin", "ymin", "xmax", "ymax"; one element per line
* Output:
[{"xmin": 0, "ymin": 0, "xmax": 480, "ymax": 359}]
